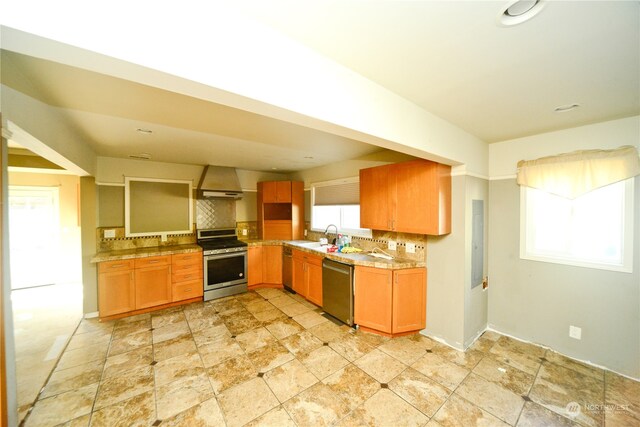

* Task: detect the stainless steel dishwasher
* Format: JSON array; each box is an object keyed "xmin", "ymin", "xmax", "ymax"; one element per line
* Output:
[{"xmin": 322, "ymin": 259, "xmax": 354, "ymax": 326}]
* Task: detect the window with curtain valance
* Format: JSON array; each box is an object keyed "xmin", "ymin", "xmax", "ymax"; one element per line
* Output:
[
  {"xmin": 518, "ymin": 145, "xmax": 637, "ymax": 272},
  {"xmin": 516, "ymin": 145, "xmax": 640, "ymax": 199}
]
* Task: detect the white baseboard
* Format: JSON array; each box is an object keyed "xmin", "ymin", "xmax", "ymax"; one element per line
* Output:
[{"xmin": 84, "ymin": 312, "xmax": 99, "ymax": 319}]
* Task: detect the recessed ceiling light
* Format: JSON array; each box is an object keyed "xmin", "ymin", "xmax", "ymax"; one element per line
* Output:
[
  {"xmin": 497, "ymin": 0, "xmax": 546, "ymax": 26},
  {"xmin": 136, "ymin": 128, "xmax": 153, "ymax": 135},
  {"xmin": 554, "ymin": 103, "xmax": 581, "ymax": 113},
  {"xmin": 271, "ymin": 167, "xmax": 278, "ymax": 170},
  {"xmin": 129, "ymin": 153, "xmax": 152, "ymax": 160},
  {"xmin": 304, "ymin": 156, "xmax": 314, "ymax": 159}
]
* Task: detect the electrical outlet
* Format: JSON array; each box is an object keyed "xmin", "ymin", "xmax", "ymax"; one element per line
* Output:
[
  {"xmin": 406, "ymin": 243, "xmax": 416, "ymax": 253},
  {"xmin": 104, "ymin": 229, "xmax": 116, "ymax": 238},
  {"xmin": 569, "ymin": 325, "xmax": 582, "ymax": 340},
  {"xmin": 161, "ymin": 234, "xmax": 168, "ymax": 242},
  {"xmin": 388, "ymin": 240, "xmax": 397, "ymax": 251},
  {"xmin": 304, "ymin": 229, "xmax": 308, "ymax": 237},
  {"xmin": 242, "ymin": 229, "xmax": 247, "ymax": 236}
]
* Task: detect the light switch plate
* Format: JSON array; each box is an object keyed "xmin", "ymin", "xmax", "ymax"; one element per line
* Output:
[
  {"xmin": 406, "ymin": 243, "xmax": 416, "ymax": 253},
  {"xmin": 104, "ymin": 229, "xmax": 116, "ymax": 239},
  {"xmin": 388, "ymin": 240, "xmax": 397, "ymax": 251}
]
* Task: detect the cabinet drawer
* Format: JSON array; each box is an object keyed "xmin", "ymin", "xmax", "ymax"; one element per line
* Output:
[
  {"xmin": 172, "ymin": 252, "xmax": 203, "ymax": 267},
  {"xmin": 172, "ymin": 279, "xmax": 204, "ymax": 301},
  {"xmin": 172, "ymin": 262, "xmax": 203, "ymax": 274},
  {"xmin": 172, "ymin": 269, "xmax": 203, "ymax": 283},
  {"xmin": 135, "ymin": 255, "xmax": 170, "ymax": 269},
  {"xmin": 98, "ymin": 259, "xmax": 135, "ymax": 273}
]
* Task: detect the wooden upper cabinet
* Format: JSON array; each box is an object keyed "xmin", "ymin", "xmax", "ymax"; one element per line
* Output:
[
  {"xmin": 360, "ymin": 160, "xmax": 451, "ymax": 235},
  {"xmin": 262, "ymin": 181, "xmax": 292, "ymax": 203},
  {"xmin": 258, "ymin": 181, "xmax": 304, "ymax": 240},
  {"xmin": 359, "ymin": 165, "xmax": 391, "ymax": 231}
]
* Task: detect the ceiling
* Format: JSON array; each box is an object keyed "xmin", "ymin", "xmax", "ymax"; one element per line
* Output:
[
  {"xmin": 232, "ymin": 0, "xmax": 639, "ymax": 142},
  {"xmin": 1, "ymin": 1, "xmax": 638, "ymax": 172}
]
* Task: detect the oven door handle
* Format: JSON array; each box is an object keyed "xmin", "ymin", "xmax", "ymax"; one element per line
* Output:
[{"xmin": 204, "ymin": 251, "xmax": 247, "ymax": 261}]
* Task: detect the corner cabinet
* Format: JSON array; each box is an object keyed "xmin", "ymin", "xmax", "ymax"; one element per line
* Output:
[
  {"xmin": 257, "ymin": 181, "xmax": 304, "ymax": 240},
  {"xmin": 248, "ymin": 245, "xmax": 283, "ymax": 289},
  {"xmin": 360, "ymin": 159, "xmax": 451, "ymax": 235},
  {"xmin": 354, "ymin": 266, "xmax": 426, "ymax": 337}
]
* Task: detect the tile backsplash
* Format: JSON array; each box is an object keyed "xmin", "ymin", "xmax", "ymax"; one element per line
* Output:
[
  {"xmin": 307, "ymin": 224, "xmax": 426, "ymax": 262},
  {"xmin": 97, "ymin": 227, "xmax": 196, "ymax": 252},
  {"xmin": 98, "ymin": 221, "xmax": 427, "ymax": 261}
]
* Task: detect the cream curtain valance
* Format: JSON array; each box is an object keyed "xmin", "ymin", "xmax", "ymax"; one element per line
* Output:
[{"xmin": 516, "ymin": 145, "xmax": 640, "ymax": 199}]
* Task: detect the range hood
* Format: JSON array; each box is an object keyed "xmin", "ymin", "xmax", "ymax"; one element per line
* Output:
[{"xmin": 197, "ymin": 165, "xmax": 243, "ymax": 199}]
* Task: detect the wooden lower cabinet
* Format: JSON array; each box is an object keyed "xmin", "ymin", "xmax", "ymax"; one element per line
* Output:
[
  {"xmin": 354, "ymin": 266, "xmax": 426, "ymax": 337},
  {"xmin": 305, "ymin": 257, "xmax": 323, "ymax": 307},
  {"xmin": 263, "ymin": 246, "xmax": 283, "ymax": 285},
  {"xmin": 292, "ymin": 249, "xmax": 322, "ymax": 306},
  {"xmin": 98, "ymin": 252, "xmax": 203, "ymax": 319},
  {"xmin": 171, "ymin": 253, "xmax": 203, "ymax": 301},
  {"xmin": 248, "ymin": 245, "xmax": 283, "ymax": 288},
  {"xmin": 135, "ymin": 256, "xmax": 172, "ymax": 309},
  {"xmin": 248, "ymin": 246, "xmax": 263, "ymax": 286},
  {"xmin": 98, "ymin": 260, "xmax": 136, "ymax": 317}
]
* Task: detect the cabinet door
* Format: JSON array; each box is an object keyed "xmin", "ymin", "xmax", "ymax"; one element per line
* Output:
[
  {"xmin": 392, "ymin": 268, "xmax": 427, "ymax": 333},
  {"xmin": 360, "ymin": 165, "xmax": 392, "ymax": 231},
  {"xmin": 276, "ymin": 181, "xmax": 292, "ymax": 203},
  {"xmin": 264, "ymin": 220, "xmax": 293, "ymax": 240},
  {"xmin": 262, "ymin": 181, "xmax": 278, "ymax": 203},
  {"xmin": 135, "ymin": 265, "xmax": 172, "ymax": 309},
  {"xmin": 306, "ymin": 256, "xmax": 323, "ymax": 307},
  {"xmin": 292, "ymin": 252, "xmax": 307, "ymax": 297},
  {"xmin": 263, "ymin": 245, "xmax": 283, "ymax": 285},
  {"xmin": 248, "ymin": 246, "xmax": 263, "ymax": 286},
  {"xmin": 354, "ymin": 266, "xmax": 392, "ymax": 333},
  {"xmin": 98, "ymin": 269, "xmax": 135, "ymax": 317},
  {"xmin": 394, "ymin": 160, "xmax": 451, "ymax": 235}
]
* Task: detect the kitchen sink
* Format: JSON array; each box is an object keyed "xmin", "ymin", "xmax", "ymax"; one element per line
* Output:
[{"xmin": 295, "ymin": 241, "xmax": 331, "ymax": 252}]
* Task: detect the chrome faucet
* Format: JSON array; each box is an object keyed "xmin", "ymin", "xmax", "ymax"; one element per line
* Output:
[{"xmin": 324, "ymin": 224, "xmax": 339, "ymax": 242}]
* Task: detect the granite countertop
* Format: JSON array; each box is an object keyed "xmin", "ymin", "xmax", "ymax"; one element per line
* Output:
[
  {"xmin": 91, "ymin": 244, "xmax": 202, "ymax": 263},
  {"xmin": 247, "ymin": 239, "xmax": 425, "ymax": 269}
]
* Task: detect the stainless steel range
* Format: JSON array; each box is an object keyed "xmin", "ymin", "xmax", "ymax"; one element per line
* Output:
[{"xmin": 197, "ymin": 228, "xmax": 248, "ymax": 301}]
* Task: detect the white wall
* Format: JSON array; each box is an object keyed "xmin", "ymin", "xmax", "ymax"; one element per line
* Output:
[
  {"xmin": 490, "ymin": 116, "xmax": 640, "ymax": 177},
  {"xmin": 1, "ymin": 86, "xmax": 97, "ymax": 176},
  {"xmin": 487, "ymin": 116, "xmax": 640, "ymax": 379},
  {"xmin": 425, "ymin": 176, "xmax": 467, "ymax": 349}
]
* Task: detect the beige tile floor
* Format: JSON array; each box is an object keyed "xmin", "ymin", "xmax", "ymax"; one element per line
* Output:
[
  {"xmin": 12, "ymin": 283, "xmax": 83, "ymax": 423},
  {"xmin": 20, "ymin": 287, "xmax": 640, "ymax": 427}
]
